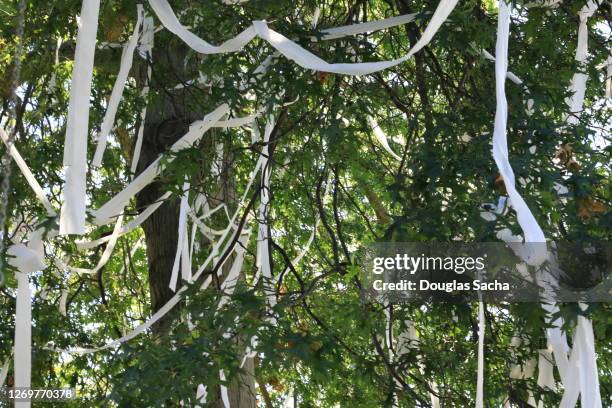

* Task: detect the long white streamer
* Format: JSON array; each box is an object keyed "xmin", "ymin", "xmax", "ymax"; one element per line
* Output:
[
  {"xmin": 75, "ymin": 192, "xmax": 171, "ymax": 249},
  {"xmin": 14, "ymin": 271, "xmax": 31, "ymax": 408},
  {"xmin": 491, "ymin": 4, "xmax": 554, "ymax": 406},
  {"xmin": 85, "ymin": 116, "xmax": 251, "ymax": 237},
  {"xmin": 368, "ymin": 117, "xmax": 401, "ymax": 160},
  {"xmin": 148, "ymin": 0, "xmax": 257, "ymax": 54},
  {"xmin": 60, "ymin": 0, "xmax": 100, "ymax": 235},
  {"xmin": 491, "ymin": 1, "xmax": 546, "ymax": 247},
  {"xmin": 0, "ymin": 128, "xmax": 56, "ymax": 216},
  {"xmin": 170, "ymin": 181, "xmax": 190, "ymax": 291},
  {"xmin": 256, "ymin": 118, "xmax": 276, "ymax": 311},
  {"xmin": 70, "ymin": 10, "xmax": 154, "ymax": 282},
  {"xmin": 194, "ymin": 157, "xmax": 264, "ymax": 281},
  {"xmin": 219, "ymin": 370, "xmax": 230, "ymax": 408},
  {"xmin": 196, "ymin": 383, "xmax": 207, "ymax": 405},
  {"xmin": 149, "ymin": 0, "xmax": 459, "ymax": 75},
  {"xmin": 476, "ymin": 295, "xmax": 485, "ymax": 408},
  {"xmin": 288, "ymin": 219, "xmax": 320, "ymax": 268},
  {"xmin": 491, "ymin": 1, "xmax": 601, "ymax": 405},
  {"xmin": 7, "ymin": 230, "xmax": 46, "ymax": 408},
  {"xmin": 318, "ymin": 13, "xmax": 418, "ymax": 41},
  {"xmin": 67, "ymin": 214, "xmax": 124, "ymax": 275},
  {"xmin": 69, "ymin": 72, "xmax": 226, "ymax": 293},
  {"xmin": 554, "ymin": 3, "xmax": 602, "ymax": 406},
  {"xmin": 491, "ymin": 2, "xmax": 562, "ymax": 402},
  {"xmin": 537, "ymin": 348, "xmax": 555, "ymax": 390},
  {"xmin": 59, "ymin": 288, "xmax": 69, "ymax": 316},
  {"xmin": 565, "ymin": 1, "xmax": 598, "ymax": 125},
  {"xmin": 559, "ymin": 315, "xmax": 601, "ymax": 408},
  {"xmin": 92, "ymin": 5, "xmax": 144, "ymax": 167},
  {"xmin": 605, "ymin": 56, "xmax": 612, "ymax": 99},
  {"xmin": 217, "ymin": 231, "xmax": 251, "ymax": 310},
  {"xmin": 92, "ymin": 104, "xmax": 229, "ymax": 225},
  {"xmin": 481, "ymin": 49, "xmax": 523, "ymax": 85},
  {"xmin": 131, "ymin": 14, "xmax": 155, "ymax": 174},
  {"xmin": 524, "ymin": 0, "xmax": 562, "ymax": 9},
  {"xmin": 180, "ymin": 221, "xmax": 191, "ymax": 282}
]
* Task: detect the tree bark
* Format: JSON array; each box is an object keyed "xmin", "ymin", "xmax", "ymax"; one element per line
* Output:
[{"xmin": 135, "ymin": 43, "xmax": 191, "ymax": 334}]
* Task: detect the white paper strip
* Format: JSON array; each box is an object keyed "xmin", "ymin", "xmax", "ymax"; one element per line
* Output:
[
  {"xmin": 180, "ymin": 223, "xmax": 191, "ymax": 282},
  {"xmin": 575, "ymin": 315, "xmax": 601, "ymax": 408},
  {"xmin": 50, "ymin": 220, "xmax": 239, "ymax": 354},
  {"xmin": 7, "ymin": 231, "xmax": 45, "ymax": 408},
  {"xmin": 289, "ymin": 219, "xmax": 319, "ymax": 268},
  {"xmin": 280, "ymin": 181, "xmax": 331, "ymax": 275},
  {"xmin": 312, "ymin": 7, "xmax": 320, "ymax": 29},
  {"xmin": 558, "ymin": 314, "xmax": 601, "ymax": 408},
  {"xmin": 131, "ymin": 80, "xmax": 149, "ymax": 174},
  {"xmin": 524, "ymin": 0, "xmax": 561, "ymax": 8},
  {"xmin": 92, "ymin": 104, "xmax": 229, "ymax": 225},
  {"xmin": 149, "ymin": 0, "xmax": 459, "ymax": 75},
  {"xmin": 219, "ymin": 370, "xmax": 230, "ymax": 408},
  {"xmin": 59, "ymin": 289, "xmax": 69, "ymax": 316},
  {"xmin": 190, "ymin": 213, "xmax": 225, "ymax": 239},
  {"xmin": 368, "ymin": 117, "xmax": 401, "ymax": 160},
  {"xmin": 76, "ymin": 191, "xmax": 171, "ymax": 249},
  {"xmin": 393, "ymin": 320, "xmax": 439, "ymax": 408},
  {"xmin": 217, "ymin": 231, "xmax": 251, "ymax": 313},
  {"xmin": 605, "ymin": 56, "xmax": 612, "ymax": 99},
  {"xmin": 256, "ymin": 118, "xmax": 276, "ymax": 311},
  {"xmin": 49, "ymin": 286, "xmax": 183, "ymax": 354},
  {"xmin": 491, "ymin": 3, "xmax": 573, "ymax": 402},
  {"xmin": 475, "ymin": 296, "xmax": 485, "ymax": 408},
  {"xmin": 318, "ymin": 13, "xmax": 418, "ymax": 41},
  {"xmin": 193, "ymin": 156, "xmax": 263, "ymax": 281},
  {"xmin": 537, "ymin": 348, "xmax": 555, "ymax": 389},
  {"xmin": 491, "ymin": 1, "xmax": 546, "ymax": 248},
  {"xmin": 7, "ymin": 244, "xmax": 45, "ymax": 275},
  {"xmin": 565, "ymin": 1, "xmax": 598, "ymax": 125},
  {"xmin": 170, "ymin": 181, "xmax": 190, "ymax": 291},
  {"xmin": 14, "ymin": 272, "xmax": 31, "ymax": 408},
  {"xmin": 67, "ymin": 214, "xmax": 124, "ymax": 275},
  {"xmin": 196, "ymin": 383, "xmax": 207, "ymax": 404},
  {"xmin": 383, "ymin": 304, "xmax": 400, "ymax": 407},
  {"xmin": 0, "ymin": 128, "xmax": 56, "ymax": 216},
  {"xmin": 131, "ymin": 14, "xmax": 154, "ymax": 174},
  {"xmin": 60, "ymin": 0, "xmax": 100, "ymax": 235},
  {"xmin": 138, "ymin": 13, "xmax": 155, "ymax": 58},
  {"xmin": 54, "ymin": 257, "xmax": 73, "ymax": 316},
  {"xmin": 148, "ymin": 0, "xmax": 258, "ymax": 54},
  {"xmin": 481, "ymin": 49, "xmax": 522, "ymax": 85},
  {"xmin": 214, "ymin": 115, "xmax": 259, "ymax": 129},
  {"xmin": 189, "ymin": 202, "xmax": 238, "ymax": 240},
  {"xmin": 556, "ymin": 3, "xmax": 602, "ymax": 406},
  {"xmin": 92, "ymin": 5, "xmax": 144, "ymax": 166}
]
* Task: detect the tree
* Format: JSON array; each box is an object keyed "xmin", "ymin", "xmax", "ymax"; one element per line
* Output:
[{"xmin": 0, "ymin": 0, "xmax": 609, "ymax": 407}]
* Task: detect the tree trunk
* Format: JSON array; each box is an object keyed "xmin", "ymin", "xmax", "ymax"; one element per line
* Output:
[
  {"xmin": 135, "ymin": 42, "xmax": 256, "ymax": 407},
  {"xmin": 135, "ymin": 44, "xmax": 190, "ymax": 333}
]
